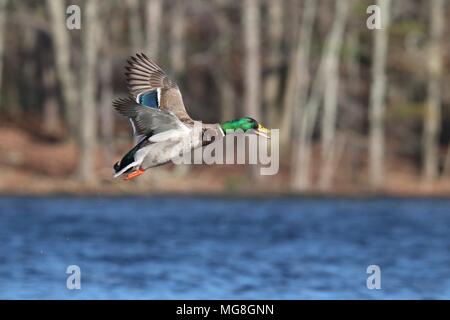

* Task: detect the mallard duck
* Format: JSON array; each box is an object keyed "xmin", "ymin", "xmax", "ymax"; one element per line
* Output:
[{"xmin": 113, "ymin": 53, "xmax": 270, "ymax": 180}]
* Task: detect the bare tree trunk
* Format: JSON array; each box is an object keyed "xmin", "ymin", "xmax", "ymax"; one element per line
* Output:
[
  {"xmin": 168, "ymin": 1, "xmax": 188, "ymax": 177},
  {"xmin": 127, "ymin": 0, "xmax": 143, "ymax": 52},
  {"xmin": 423, "ymin": 0, "xmax": 444, "ymax": 184},
  {"xmin": 280, "ymin": 0, "xmax": 306, "ymax": 148},
  {"xmin": 243, "ymin": 0, "xmax": 261, "ymax": 179},
  {"xmin": 146, "ymin": 0, "xmax": 162, "ymax": 59},
  {"xmin": 290, "ymin": 0, "xmax": 317, "ymax": 190},
  {"xmin": 170, "ymin": 1, "xmax": 186, "ymax": 76},
  {"xmin": 47, "ymin": 0, "xmax": 79, "ymax": 135},
  {"xmin": 344, "ymin": 26, "xmax": 364, "ymax": 184},
  {"xmin": 0, "ymin": 0, "xmax": 7, "ymax": 111},
  {"xmin": 78, "ymin": 0, "xmax": 99, "ymax": 183},
  {"xmin": 293, "ymin": 63, "xmax": 322, "ymax": 190},
  {"xmin": 243, "ymin": 0, "xmax": 261, "ymax": 121},
  {"xmin": 213, "ymin": 0, "xmax": 235, "ymax": 122},
  {"xmin": 213, "ymin": 51, "xmax": 236, "ymax": 124},
  {"xmin": 263, "ymin": 0, "xmax": 283, "ymax": 127},
  {"xmin": 318, "ymin": 0, "xmax": 349, "ymax": 190},
  {"xmin": 369, "ymin": 0, "xmax": 391, "ymax": 190}
]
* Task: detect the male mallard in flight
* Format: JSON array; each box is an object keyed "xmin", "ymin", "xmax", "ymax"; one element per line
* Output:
[{"xmin": 113, "ymin": 53, "xmax": 270, "ymax": 180}]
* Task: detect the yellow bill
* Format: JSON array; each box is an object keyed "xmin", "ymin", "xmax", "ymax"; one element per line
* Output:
[{"xmin": 256, "ymin": 124, "xmax": 271, "ymax": 139}]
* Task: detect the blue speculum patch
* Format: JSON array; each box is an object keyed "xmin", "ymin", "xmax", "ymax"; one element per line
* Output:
[{"xmin": 139, "ymin": 90, "xmax": 159, "ymax": 108}]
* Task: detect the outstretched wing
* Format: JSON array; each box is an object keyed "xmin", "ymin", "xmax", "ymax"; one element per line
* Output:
[
  {"xmin": 113, "ymin": 97, "xmax": 187, "ymax": 138},
  {"xmin": 126, "ymin": 53, "xmax": 193, "ymax": 124}
]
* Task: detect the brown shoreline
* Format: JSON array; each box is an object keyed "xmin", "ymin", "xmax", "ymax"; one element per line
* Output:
[{"xmin": 2, "ymin": 125, "xmax": 450, "ymax": 198}]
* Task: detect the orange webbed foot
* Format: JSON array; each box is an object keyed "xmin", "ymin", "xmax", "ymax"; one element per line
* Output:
[{"xmin": 124, "ymin": 168, "xmax": 145, "ymax": 180}]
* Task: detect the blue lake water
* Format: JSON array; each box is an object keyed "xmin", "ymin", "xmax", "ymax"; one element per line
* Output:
[{"xmin": 0, "ymin": 196, "xmax": 450, "ymax": 299}]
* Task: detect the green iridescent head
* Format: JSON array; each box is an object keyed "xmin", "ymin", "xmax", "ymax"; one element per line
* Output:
[{"xmin": 220, "ymin": 117, "xmax": 270, "ymax": 138}]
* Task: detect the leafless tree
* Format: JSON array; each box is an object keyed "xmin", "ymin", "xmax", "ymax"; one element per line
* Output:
[
  {"xmin": 318, "ymin": 0, "xmax": 349, "ymax": 190},
  {"xmin": 369, "ymin": 0, "xmax": 391, "ymax": 189},
  {"xmin": 280, "ymin": 0, "xmax": 304, "ymax": 148},
  {"xmin": 47, "ymin": 0, "xmax": 79, "ymax": 135},
  {"xmin": 170, "ymin": 0, "xmax": 186, "ymax": 76},
  {"xmin": 146, "ymin": 0, "xmax": 162, "ymax": 60},
  {"xmin": 243, "ymin": 0, "xmax": 261, "ymax": 121},
  {"xmin": 77, "ymin": 0, "xmax": 99, "ymax": 183},
  {"xmin": 423, "ymin": 0, "xmax": 444, "ymax": 183},
  {"xmin": 243, "ymin": 0, "xmax": 261, "ymax": 179},
  {"xmin": 126, "ymin": 0, "xmax": 144, "ymax": 52},
  {"xmin": 289, "ymin": 0, "xmax": 316, "ymax": 190},
  {"xmin": 263, "ymin": 0, "xmax": 283, "ymax": 127},
  {"xmin": 213, "ymin": 0, "xmax": 235, "ymax": 122}
]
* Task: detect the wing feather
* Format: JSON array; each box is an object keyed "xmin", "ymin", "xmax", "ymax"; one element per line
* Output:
[
  {"xmin": 113, "ymin": 97, "xmax": 186, "ymax": 137},
  {"xmin": 125, "ymin": 53, "xmax": 193, "ymax": 123}
]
